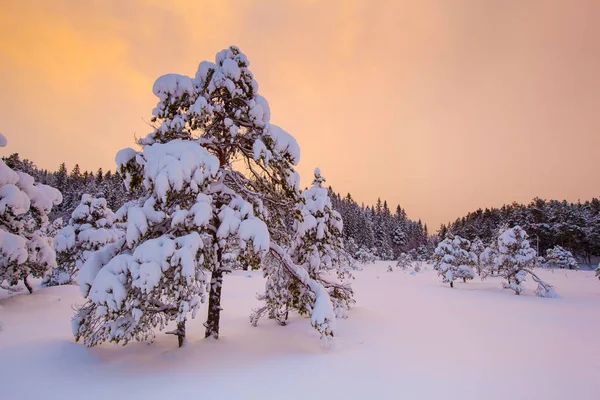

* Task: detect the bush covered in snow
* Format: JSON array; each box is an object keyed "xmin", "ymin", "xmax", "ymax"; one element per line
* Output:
[
  {"xmin": 0, "ymin": 144, "xmax": 62, "ymax": 293},
  {"xmin": 396, "ymin": 253, "xmax": 412, "ymax": 270},
  {"xmin": 355, "ymin": 246, "xmax": 377, "ymax": 264}
]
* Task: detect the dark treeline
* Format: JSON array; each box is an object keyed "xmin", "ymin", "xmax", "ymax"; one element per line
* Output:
[
  {"xmin": 1, "ymin": 153, "xmax": 140, "ymax": 222},
  {"xmin": 2, "ymin": 153, "xmax": 432, "ymax": 261},
  {"xmin": 328, "ymin": 189, "xmax": 432, "ymax": 260},
  {"xmin": 441, "ymin": 198, "xmax": 600, "ymax": 262}
]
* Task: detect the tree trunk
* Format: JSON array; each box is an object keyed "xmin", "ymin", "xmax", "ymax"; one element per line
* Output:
[
  {"xmin": 462, "ymin": 277, "xmax": 466, "ymax": 283},
  {"xmin": 177, "ymin": 321, "xmax": 186, "ymax": 347},
  {"xmin": 23, "ymin": 277, "xmax": 33, "ymax": 294},
  {"xmin": 450, "ymin": 281, "xmax": 454, "ymax": 288},
  {"xmin": 205, "ymin": 267, "xmax": 224, "ymax": 339}
]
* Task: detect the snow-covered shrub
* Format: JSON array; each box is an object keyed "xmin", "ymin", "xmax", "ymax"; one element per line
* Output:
[
  {"xmin": 396, "ymin": 253, "xmax": 412, "ymax": 270},
  {"xmin": 543, "ymin": 246, "xmax": 579, "ymax": 270},
  {"xmin": 386, "ymin": 265, "xmax": 393, "ymax": 272},
  {"xmin": 44, "ymin": 194, "xmax": 123, "ymax": 286},
  {"xmin": 252, "ymin": 169, "xmax": 354, "ymax": 337},
  {"xmin": 432, "ymin": 235, "xmax": 476, "ymax": 288},
  {"xmin": 483, "ymin": 226, "xmax": 557, "ymax": 297},
  {"xmin": 355, "ymin": 246, "xmax": 377, "ymax": 264},
  {"xmin": 0, "ymin": 140, "xmax": 62, "ymax": 293},
  {"xmin": 73, "ymin": 46, "xmax": 351, "ymax": 347}
]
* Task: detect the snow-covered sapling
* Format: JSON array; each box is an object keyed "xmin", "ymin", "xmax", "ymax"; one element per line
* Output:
[
  {"xmin": 355, "ymin": 246, "xmax": 377, "ymax": 264},
  {"xmin": 396, "ymin": 253, "xmax": 412, "ymax": 270},
  {"xmin": 543, "ymin": 246, "xmax": 579, "ymax": 270},
  {"xmin": 470, "ymin": 237, "xmax": 486, "ymax": 275},
  {"xmin": 252, "ymin": 169, "xmax": 354, "ymax": 337},
  {"xmin": 44, "ymin": 194, "xmax": 123, "ymax": 286},
  {"xmin": 432, "ymin": 235, "xmax": 476, "ymax": 288},
  {"xmin": 484, "ymin": 226, "xmax": 557, "ymax": 297}
]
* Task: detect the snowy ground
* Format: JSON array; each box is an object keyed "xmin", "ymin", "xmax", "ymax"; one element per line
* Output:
[{"xmin": 1, "ymin": 262, "xmax": 599, "ymax": 399}]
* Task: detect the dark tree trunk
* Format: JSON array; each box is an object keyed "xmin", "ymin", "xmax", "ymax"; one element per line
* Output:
[
  {"xmin": 205, "ymin": 267, "xmax": 224, "ymax": 339},
  {"xmin": 450, "ymin": 281, "xmax": 454, "ymax": 288},
  {"xmin": 463, "ymin": 277, "xmax": 466, "ymax": 283},
  {"xmin": 23, "ymin": 277, "xmax": 33, "ymax": 294},
  {"xmin": 177, "ymin": 321, "xmax": 186, "ymax": 347}
]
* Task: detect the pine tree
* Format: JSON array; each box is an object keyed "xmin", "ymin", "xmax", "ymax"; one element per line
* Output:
[
  {"xmin": 432, "ymin": 235, "xmax": 476, "ymax": 288},
  {"xmin": 73, "ymin": 46, "xmax": 350, "ymax": 347},
  {"xmin": 252, "ymin": 169, "xmax": 354, "ymax": 334},
  {"xmin": 543, "ymin": 245, "xmax": 579, "ymax": 270},
  {"xmin": 483, "ymin": 226, "xmax": 557, "ymax": 297},
  {"xmin": 44, "ymin": 194, "xmax": 123, "ymax": 286},
  {"xmin": 0, "ymin": 141, "xmax": 62, "ymax": 293},
  {"xmin": 470, "ymin": 237, "xmax": 486, "ymax": 275},
  {"xmin": 396, "ymin": 253, "xmax": 412, "ymax": 270}
]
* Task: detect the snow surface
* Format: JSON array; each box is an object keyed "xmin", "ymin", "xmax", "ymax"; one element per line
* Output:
[
  {"xmin": 0, "ymin": 132, "xmax": 6, "ymax": 147},
  {"xmin": 1, "ymin": 262, "xmax": 599, "ymax": 399}
]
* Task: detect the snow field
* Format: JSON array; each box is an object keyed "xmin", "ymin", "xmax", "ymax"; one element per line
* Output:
[{"xmin": 1, "ymin": 262, "xmax": 599, "ymax": 399}]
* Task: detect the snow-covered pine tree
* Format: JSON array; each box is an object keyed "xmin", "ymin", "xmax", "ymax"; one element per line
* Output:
[
  {"xmin": 396, "ymin": 253, "xmax": 412, "ymax": 270},
  {"xmin": 470, "ymin": 236, "xmax": 486, "ymax": 275},
  {"xmin": 355, "ymin": 246, "xmax": 377, "ymax": 264},
  {"xmin": 0, "ymin": 135, "xmax": 62, "ymax": 293},
  {"xmin": 252, "ymin": 169, "xmax": 354, "ymax": 335},
  {"xmin": 543, "ymin": 245, "xmax": 579, "ymax": 270},
  {"xmin": 432, "ymin": 235, "xmax": 476, "ymax": 288},
  {"xmin": 73, "ymin": 46, "xmax": 350, "ymax": 347},
  {"xmin": 44, "ymin": 194, "xmax": 123, "ymax": 286},
  {"xmin": 483, "ymin": 226, "xmax": 557, "ymax": 297}
]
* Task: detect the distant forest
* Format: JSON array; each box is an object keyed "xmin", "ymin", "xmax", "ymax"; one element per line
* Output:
[
  {"xmin": 3, "ymin": 152, "xmax": 599, "ymax": 262},
  {"xmin": 441, "ymin": 198, "xmax": 600, "ymax": 262}
]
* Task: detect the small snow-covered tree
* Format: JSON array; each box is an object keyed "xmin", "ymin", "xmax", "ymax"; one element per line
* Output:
[
  {"xmin": 483, "ymin": 226, "xmax": 557, "ymax": 297},
  {"xmin": 432, "ymin": 235, "xmax": 476, "ymax": 288},
  {"xmin": 396, "ymin": 253, "xmax": 412, "ymax": 270},
  {"xmin": 543, "ymin": 245, "xmax": 579, "ymax": 270},
  {"xmin": 355, "ymin": 246, "xmax": 377, "ymax": 264},
  {"xmin": 44, "ymin": 194, "xmax": 123, "ymax": 286},
  {"xmin": 0, "ymin": 136, "xmax": 62, "ymax": 293},
  {"xmin": 470, "ymin": 237, "xmax": 486, "ymax": 275},
  {"xmin": 252, "ymin": 169, "xmax": 354, "ymax": 336}
]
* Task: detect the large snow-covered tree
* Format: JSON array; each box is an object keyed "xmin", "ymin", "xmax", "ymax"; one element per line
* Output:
[
  {"xmin": 0, "ymin": 135, "xmax": 62, "ymax": 293},
  {"xmin": 44, "ymin": 194, "xmax": 123, "ymax": 286},
  {"xmin": 73, "ymin": 46, "xmax": 352, "ymax": 347},
  {"xmin": 432, "ymin": 235, "xmax": 476, "ymax": 288},
  {"xmin": 251, "ymin": 169, "xmax": 354, "ymax": 335}
]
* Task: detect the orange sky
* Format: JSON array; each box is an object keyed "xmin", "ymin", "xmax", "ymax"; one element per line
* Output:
[{"xmin": 1, "ymin": 0, "xmax": 599, "ymax": 229}]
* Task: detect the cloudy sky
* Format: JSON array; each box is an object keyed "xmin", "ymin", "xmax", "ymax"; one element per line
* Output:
[{"xmin": 1, "ymin": 0, "xmax": 599, "ymax": 229}]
